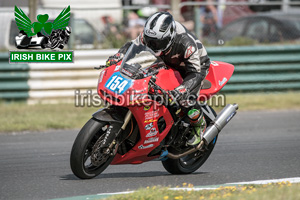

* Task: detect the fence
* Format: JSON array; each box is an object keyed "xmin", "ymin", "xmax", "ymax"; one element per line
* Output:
[
  {"xmin": 0, "ymin": 49, "xmax": 117, "ymax": 103},
  {"xmin": 1, "ymin": 45, "xmax": 300, "ymax": 102},
  {"xmin": 209, "ymin": 45, "xmax": 300, "ymax": 92},
  {"xmin": 2, "ymin": 1, "xmax": 300, "ymax": 50}
]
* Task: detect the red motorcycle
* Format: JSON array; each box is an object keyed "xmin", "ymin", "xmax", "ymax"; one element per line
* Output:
[{"xmin": 70, "ymin": 44, "xmax": 238, "ymax": 179}]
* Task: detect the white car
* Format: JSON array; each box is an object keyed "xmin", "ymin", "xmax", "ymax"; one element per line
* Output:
[{"xmin": 15, "ymin": 31, "xmax": 48, "ymax": 49}]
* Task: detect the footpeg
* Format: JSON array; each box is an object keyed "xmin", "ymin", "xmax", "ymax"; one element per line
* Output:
[{"xmin": 159, "ymin": 150, "xmax": 169, "ymax": 161}]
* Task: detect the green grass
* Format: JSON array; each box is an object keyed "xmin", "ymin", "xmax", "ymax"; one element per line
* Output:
[
  {"xmin": 212, "ymin": 92, "xmax": 300, "ymax": 112},
  {"xmin": 0, "ymin": 92, "xmax": 299, "ymax": 133},
  {"xmin": 105, "ymin": 182, "xmax": 300, "ymax": 200},
  {"xmin": 0, "ymin": 103, "xmax": 97, "ymax": 133}
]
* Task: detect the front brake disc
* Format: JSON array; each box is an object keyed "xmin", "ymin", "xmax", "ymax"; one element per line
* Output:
[{"xmin": 91, "ymin": 134, "xmax": 110, "ymax": 166}]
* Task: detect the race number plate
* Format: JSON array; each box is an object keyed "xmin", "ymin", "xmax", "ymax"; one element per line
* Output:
[{"xmin": 105, "ymin": 72, "xmax": 133, "ymax": 94}]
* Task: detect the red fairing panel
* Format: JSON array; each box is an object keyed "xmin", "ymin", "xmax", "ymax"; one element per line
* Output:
[
  {"xmin": 111, "ymin": 102, "xmax": 174, "ymax": 164},
  {"xmin": 97, "ymin": 62, "xmax": 151, "ymax": 107},
  {"xmin": 200, "ymin": 61, "xmax": 234, "ymax": 100},
  {"xmin": 154, "ymin": 68, "xmax": 183, "ymax": 90},
  {"xmin": 97, "ymin": 63, "xmax": 184, "ymax": 107}
]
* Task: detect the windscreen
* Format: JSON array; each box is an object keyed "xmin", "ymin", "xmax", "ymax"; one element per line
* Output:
[{"xmin": 120, "ymin": 43, "xmax": 165, "ymax": 79}]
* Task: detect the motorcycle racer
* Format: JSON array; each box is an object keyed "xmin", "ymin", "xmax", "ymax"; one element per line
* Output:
[{"xmin": 106, "ymin": 12, "xmax": 211, "ymax": 146}]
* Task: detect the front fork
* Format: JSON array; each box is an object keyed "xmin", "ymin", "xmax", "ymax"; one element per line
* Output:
[
  {"xmin": 100, "ymin": 110, "xmax": 132, "ymax": 149},
  {"xmin": 121, "ymin": 110, "xmax": 133, "ymax": 130}
]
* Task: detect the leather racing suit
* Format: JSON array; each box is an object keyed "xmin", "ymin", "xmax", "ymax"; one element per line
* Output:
[{"xmin": 117, "ymin": 21, "xmax": 210, "ymax": 97}]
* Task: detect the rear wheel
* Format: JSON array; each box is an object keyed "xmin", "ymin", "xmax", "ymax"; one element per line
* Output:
[
  {"xmin": 70, "ymin": 118, "xmax": 116, "ymax": 179},
  {"xmin": 162, "ymin": 106, "xmax": 218, "ymax": 174}
]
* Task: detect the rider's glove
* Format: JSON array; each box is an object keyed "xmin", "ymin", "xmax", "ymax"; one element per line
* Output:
[
  {"xmin": 106, "ymin": 53, "xmax": 124, "ymax": 67},
  {"xmin": 169, "ymin": 85, "xmax": 188, "ymax": 104}
]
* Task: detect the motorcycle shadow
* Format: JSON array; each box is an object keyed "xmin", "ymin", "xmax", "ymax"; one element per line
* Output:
[{"xmin": 61, "ymin": 171, "xmax": 208, "ymax": 180}]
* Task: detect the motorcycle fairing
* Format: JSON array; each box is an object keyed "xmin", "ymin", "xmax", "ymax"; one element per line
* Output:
[
  {"xmin": 98, "ymin": 63, "xmax": 183, "ymax": 106},
  {"xmin": 98, "ymin": 63, "xmax": 150, "ymax": 106},
  {"xmin": 199, "ymin": 61, "xmax": 234, "ymax": 99},
  {"xmin": 111, "ymin": 103, "xmax": 173, "ymax": 165},
  {"xmin": 99, "ymin": 61, "xmax": 234, "ymax": 106},
  {"xmin": 92, "ymin": 108, "xmax": 124, "ymax": 124}
]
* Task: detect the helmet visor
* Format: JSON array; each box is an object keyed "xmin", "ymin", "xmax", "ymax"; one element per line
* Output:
[{"xmin": 144, "ymin": 34, "xmax": 171, "ymax": 52}]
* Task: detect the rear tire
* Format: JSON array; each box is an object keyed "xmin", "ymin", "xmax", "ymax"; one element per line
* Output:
[
  {"xmin": 70, "ymin": 118, "xmax": 115, "ymax": 179},
  {"xmin": 162, "ymin": 106, "xmax": 218, "ymax": 174}
]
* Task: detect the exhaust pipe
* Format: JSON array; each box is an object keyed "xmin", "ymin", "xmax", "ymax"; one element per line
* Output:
[
  {"xmin": 165, "ymin": 104, "xmax": 238, "ymax": 160},
  {"xmin": 167, "ymin": 104, "xmax": 239, "ymax": 159},
  {"xmin": 203, "ymin": 103, "xmax": 238, "ymax": 145},
  {"xmin": 166, "ymin": 140, "xmax": 205, "ymax": 159}
]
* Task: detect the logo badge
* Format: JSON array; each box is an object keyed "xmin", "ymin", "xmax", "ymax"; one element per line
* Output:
[
  {"xmin": 14, "ymin": 6, "xmax": 71, "ymax": 50},
  {"xmin": 146, "ymin": 128, "xmax": 158, "ymax": 137},
  {"xmin": 145, "ymin": 29, "xmax": 157, "ymax": 36},
  {"xmin": 138, "ymin": 144, "xmax": 154, "ymax": 149},
  {"xmin": 184, "ymin": 45, "xmax": 195, "ymax": 59},
  {"xmin": 219, "ymin": 77, "xmax": 227, "ymax": 86},
  {"xmin": 226, "ymin": 112, "xmax": 236, "ymax": 122},
  {"xmin": 144, "ymin": 137, "xmax": 159, "ymax": 144},
  {"xmin": 145, "ymin": 123, "xmax": 153, "ymax": 130},
  {"xmin": 144, "ymin": 106, "xmax": 151, "ymax": 111},
  {"xmin": 10, "ymin": 5, "xmax": 73, "ymax": 63},
  {"xmin": 144, "ymin": 119, "xmax": 158, "ymax": 123}
]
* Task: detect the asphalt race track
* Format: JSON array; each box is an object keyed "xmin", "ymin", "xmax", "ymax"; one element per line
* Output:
[{"xmin": 0, "ymin": 110, "xmax": 299, "ymax": 200}]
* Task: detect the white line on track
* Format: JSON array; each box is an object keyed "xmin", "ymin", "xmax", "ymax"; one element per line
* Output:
[
  {"xmin": 96, "ymin": 191, "xmax": 134, "ymax": 196},
  {"xmin": 225, "ymin": 177, "xmax": 300, "ymax": 185},
  {"xmin": 170, "ymin": 177, "xmax": 300, "ymax": 191}
]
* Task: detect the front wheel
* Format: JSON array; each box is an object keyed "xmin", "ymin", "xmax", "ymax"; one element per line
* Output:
[
  {"xmin": 70, "ymin": 118, "xmax": 115, "ymax": 179},
  {"xmin": 162, "ymin": 106, "xmax": 218, "ymax": 174}
]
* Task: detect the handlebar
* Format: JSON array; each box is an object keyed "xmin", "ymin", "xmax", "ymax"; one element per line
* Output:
[
  {"xmin": 148, "ymin": 78, "xmax": 182, "ymax": 110},
  {"xmin": 148, "ymin": 77, "xmax": 173, "ymax": 102}
]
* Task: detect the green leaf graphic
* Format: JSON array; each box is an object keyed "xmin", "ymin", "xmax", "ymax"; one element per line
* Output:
[
  {"xmin": 52, "ymin": 6, "xmax": 71, "ymax": 30},
  {"xmin": 37, "ymin": 14, "xmax": 49, "ymax": 24},
  {"xmin": 33, "ymin": 22, "xmax": 43, "ymax": 33},
  {"xmin": 44, "ymin": 22, "xmax": 53, "ymax": 34},
  {"xmin": 14, "ymin": 6, "xmax": 34, "ymax": 36}
]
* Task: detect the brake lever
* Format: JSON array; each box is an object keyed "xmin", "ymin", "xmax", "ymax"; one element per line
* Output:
[{"xmin": 149, "ymin": 77, "xmax": 171, "ymax": 99}]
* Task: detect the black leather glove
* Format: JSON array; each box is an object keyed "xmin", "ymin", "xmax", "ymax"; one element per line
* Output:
[
  {"xmin": 106, "ymin": 53, "xmax": 124, "ymax": 67},
  {"xmin": 169, "ymin": 85, "xmax": 189, "ymax": 104}
]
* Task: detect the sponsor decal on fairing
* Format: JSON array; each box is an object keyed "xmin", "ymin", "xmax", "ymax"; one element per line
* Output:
[
  {"xmin": 219, "ymin": 77, "xmax": 227, "ymax": 86},
  {"xmin": 144, "ymin": 137, "xmax": 159, "ymax": 144},
  {"xmin": 144, "ymin": 109, "xmax": 160, "ymax": 120},
  {"xmin": 138, "ymin": 144, "xmax": 154, "ymax": 149},
  {"xmin": 146, "ymin": 128, "xmax": 158, "ymax": 137},
  {"xmin": 144, "ymin": 123, "xmax": 154, "ymax": 130}
]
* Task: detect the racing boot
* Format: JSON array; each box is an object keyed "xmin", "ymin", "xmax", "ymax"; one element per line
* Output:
[{"xmin": 187, "ymin": 109, "xmax": 206, "ymax": 146}]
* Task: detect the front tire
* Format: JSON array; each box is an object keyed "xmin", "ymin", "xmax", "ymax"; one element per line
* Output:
[
  {"xmin": 70, "ymin": 118, "xmax": 115, "ymax": 179},
  {"xmin": 162, "ymin": 106, "xmax": 218, "ymax": 174}
]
